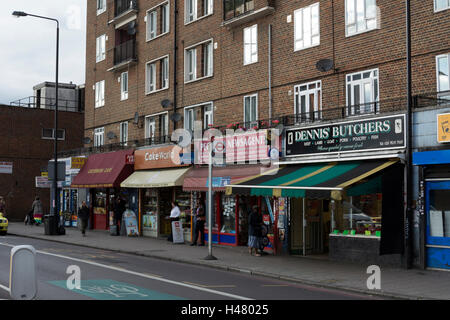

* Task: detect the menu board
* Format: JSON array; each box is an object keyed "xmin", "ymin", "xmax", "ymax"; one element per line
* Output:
[{"xmin": 123, "ymin": 209, "xmax": 139, "ymax": 236}]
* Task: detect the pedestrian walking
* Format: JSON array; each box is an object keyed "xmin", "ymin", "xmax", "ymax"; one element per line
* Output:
[
  {"xmin": 113, "ymin": 197, "xmax": 126, "ymax": 236},
  {"xmin": 248, "ymin": 205, "xmax": 263, "ymax": 257},
  {"xmin": 191, "ymin": 202, "xmax": 206, "ymax": 246},
  {"xmin": 28, "ymin": 196, "xmax": 43, "ymax": 225},
  {"xmin": 78, "ymin": 201, "xmax": 90, "ymax": 237},
  {"xmin": 168, "ymin": 201, "xmax": 180, "ymax": 242}
]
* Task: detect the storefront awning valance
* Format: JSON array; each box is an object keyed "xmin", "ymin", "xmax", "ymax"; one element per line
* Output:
[
  {"xmin": 183, "ymin": 165, "xmax": 268, "ymax": 192},
  {"xmin": 71, "ymin": 149, "xmax": 134, "ymax": 188},
  {"xmin": 120, "ymin": 167, "xmax": 191, "ymax": 188},
  {"xmin": 226, "ymin": 159, "xmax": 399, "ymax": 200}
]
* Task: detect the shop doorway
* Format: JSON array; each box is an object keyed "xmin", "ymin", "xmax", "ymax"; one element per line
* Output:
[{"xmin": 290, "ymin": 198, "xmax": 330, "ymax": 256}]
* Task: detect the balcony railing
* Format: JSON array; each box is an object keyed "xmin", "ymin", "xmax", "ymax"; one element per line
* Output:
[
  {"xmin": 115, "ymin": 0, "xmax": 138, "ymax": 18},
  {"xmin": 113, "ymin": 39, "xmax": 137, "ymax": 66},
  {"xmin": 10, "ymin": 96, "xmax": 82, "ymax": 112},
  {"xmin": 414, "ymin": 90, "xmax": 450, "ymax": 109}
]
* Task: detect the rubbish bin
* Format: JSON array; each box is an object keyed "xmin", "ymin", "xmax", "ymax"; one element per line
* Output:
[{"xmin": 44, "ymin": 215, "xmax": 58, "ymax": 235}]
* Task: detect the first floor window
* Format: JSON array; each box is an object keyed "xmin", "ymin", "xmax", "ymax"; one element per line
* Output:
[
  {"xmin": 120, "ymin": 122, "xmax": 128, "ymax": 146},
  {"xmin": 437, "ymin": 54, "xmax": 450, "ymax": 98},
  {"xmin": 435, "ymin": 0, "xmax": 450, "ymax": 11},
  {"xmin": 94, "ymin": 127, "xmax": 104, "ymax": 147},
  {"xmin": 294, "ymin": 3, "xmax": 320, "ymax": 51},
  {"xmin": 204, "ymin": 104, "xmax": 213, "ymax": 129},
  {"xmin": 346, "ymin": 69, "xmax": 379, "ymax": 116},
  {"xmin": 243, "ymin": 24, "xmax": 258, "ymax": 65},
  {"xmin": 294, "ymin": 81, "xmax": 322, "ymax": 122},
  {"xmin": 345, "ymin": 0, "xmax": 378, "ymax": 36},
  {"xmin": 95, "ymin": 80, "xmax": 105, "ymax": 108},
  {"xmin": 96, "ymin": 34, "xmax": 106, "ymax": 62},
  {"xmin": 184, "ymin": 107, "xmax": 196, "ymax": 132},
  {"xmin": 244, "ymin": 94, "xmax": 258, "ymax": 128},
  {"xmin": 121, "ymin": 72, "xmax": 128, "ymax": 100},
  {"xmin": 145, "ymin": 113, "xmax": 169, "ymax": 143}
]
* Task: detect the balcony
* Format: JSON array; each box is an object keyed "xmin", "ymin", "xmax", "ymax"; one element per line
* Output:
[
  {"xmin": 222, "ymin": 0, "xmax": 275, "ymax": 29},
  {"xmin": 109, "ymin": 0, "xmax": 138, "ymax": 28},
  {"xmin": 108, "ymin": 39, "xmax": 137, "ymax": 71},
  {"xmin": 10, "ymin": 96, "xmax": 82, "ymax": 113}
]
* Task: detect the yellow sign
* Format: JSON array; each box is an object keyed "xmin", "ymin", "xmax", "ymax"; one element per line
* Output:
[
  {"xmin": 437, "ymin": 113, "xmax": 450, "ymax": 143},
  {"xmin": 71, "ymin": 157, "xmax": 87, "ymax": 169},
  {"xmin": 41, "ymin": 172, "xmax": 48, "ymax": 177}
]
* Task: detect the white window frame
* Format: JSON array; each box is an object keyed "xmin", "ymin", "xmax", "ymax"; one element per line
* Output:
[
  {"xmin": 145, "ymin": 111, "xmax": 169, "ymax": 142},
  {"xmin": 436, "ymin": 53, "xmax": 450, "ymax": 97},
  {"xmin": 243, "ymin": 24, "xmax": 258, "ymax": 65},
  {"xmin": 185, "ymin": 0, "xmax": 213, "ymax": 25},
  {"xmin": 345, "ymin": 0, "xmax": 379, "ymax": 37},
  {"xmin": 145, "ymin": 55, "xmax": 170, "ymax": 94},
  {"xmin": 346, "ymin": 68, "xmax": 379, "ymax": 116},
  {"xmin": 184, "ymin": 107, "xmax": 196, "ymax": 132},
  {"xmin": 146, "ymin": 1, "xmax": 170, "ymax": 42},
  {"xmin": 94, "ymin": 127, "xmax": 104, "ymax": 147},
  {"xmin": 97, "ymin": 0, "xmax": 106, "ymax": 15},
  {"xmin": 161, "ymin": 56, "xmax": 169, "ymax": 89},
  {"xmin": 120, "ymin": 72, "xmax": 128, "ymax": 101},
  {"xmin": 95, "ymin": 80, "xmax": 105, "ymax": 108},
  {"xmin": 184, "ymin": 102, "xmax": 214, "ymax": 131},
  {"xmin": 204, "ymin": 103, "xmax": 214, "ymax": 129},
  {"xmin": 435, "ymin": 0, "xmax": 450, "ymax": 12},
  {"xmin": 120, "ymin": 122, "xmax": 128, "ymax": 146},
  {"xmin": 294, "ymin": 3, "xmax": 320, "ymax": 52},
  {"xmin": 294, "ymin": 80, "xmax": 322, "ymax": 122},
  {"xmin": 243, "ymin": 94, "xmax": 258, "ymax": 127},
  {"xmin": 184, "ymin": 39, "xmax": 213, "ymax": 83},
  {"xmin": 42, "ymin": 128, "xmax": 65, "ymax": 141},
  {"xmin": 96, "ymin": 34, "xmax": 106, "ymax": 63}
]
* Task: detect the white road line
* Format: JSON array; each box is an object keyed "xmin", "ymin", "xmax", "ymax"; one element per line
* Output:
[
  {"xmin": 0, "ymin": 284, "xmax": 9, "ymax": 293},
  {"xmin": 0, "ymin": 242, "xmax": 252, "ymax": 300}
]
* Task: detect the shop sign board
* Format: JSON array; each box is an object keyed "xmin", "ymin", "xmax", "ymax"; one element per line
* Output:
[
  {"xmin": 172, "ymin": 221, "xmax": 184, "ymax": 243},
  {"xmin": 35, "ymin": 176, "xmax": 63, "ymax": 188},
  {"xmin": 123, "ymin": 209, "xmax": 139, "ymax": 236},
  {"xmin": 195, "ymin": 130, "xmax": 270, "ymax": 164},
  {"xmin": 0, "ymin": 162, "xmax": 13, "ymax": 174},
  {"xmin": 205, "ymin": 177, "xmax": 231, "ymax": 188},
  {"xmin": 437, "ymin": 113, "xmax": 450, "ymax": 143},
  {"xmin": 71, "ymin": 157, "xmax": 87, "ymax": 169},
  {"xmin": 134, "ymin": 145, "xmax": 187, "ymax": 170},
  {"xmin": 285, "ymin": 114, "xmax": 406, "ymax": 157}
]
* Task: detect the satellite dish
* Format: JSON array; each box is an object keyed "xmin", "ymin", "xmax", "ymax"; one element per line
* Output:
[
  {"xmin": 161, "ymin": 99, "xmax": 172, "ymax": 108},
  {"xmin": 83, "ymin": 137, "xmax": 92, "ymax": 144},
  {"xmin": 107, "ymin": 131, "xmax": 116, "ymax": 140},
  {"xmin": 316, "ymin": 59, "xmax": 334, "ymax": 72},
  {"xmin": 127, "ymin": 21, "xmax": 137, "ymax": 35},
  {"xmin": 170, "ymin": 113, "xmax": 182, "ymax": 122}
]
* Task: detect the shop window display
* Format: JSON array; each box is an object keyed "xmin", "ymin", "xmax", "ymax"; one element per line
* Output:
[
  {"xmin": 142, "ymin": 189, "xmax": 158, "ymax": 235},
  {"xmin": 220, "ymin": 195, "xmax": 236, "ymax": 234},
  {"xmin": 175, "ymin": 187, "xmax": 192, "ymax": 232},
  {"xmin": 429, "ymin": 189, "xmax": 450, "ymax": 239}
]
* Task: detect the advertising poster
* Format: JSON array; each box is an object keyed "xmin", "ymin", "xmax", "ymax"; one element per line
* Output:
[
  {"xmin": 123, "ymin": 209, "xmax": 139, "ymax": 236},
  {"xmin": 172, "ymin": 221, "xmax": 184, "ymax": 243}
]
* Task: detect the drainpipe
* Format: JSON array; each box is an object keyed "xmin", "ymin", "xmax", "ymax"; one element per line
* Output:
[
  {"xmin": 173, "ymin": 0, "xmax": 178, "ymax": 130},
  {"xmin": 268, "ymin": 24, "xmax": 272, "ymax": 120}
]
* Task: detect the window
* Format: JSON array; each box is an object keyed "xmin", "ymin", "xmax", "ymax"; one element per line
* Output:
[
  {"xmin": 437, "ymin": 54, "xmax": 450, "ymax": 98},
  {"xmin": 435, "ymin": 0, "xmax": 450, "ymax": 12},
  {"xmin": 120, "ymin": 122, "xmax": 128, "ymax": 146},
  {"xmin": 94, "ymin": 127, "xmax": 104, "ymax": 147},
  {"xmin": 42, "ymin": 128, "xmax": 65, "ymax": 140},
  {"xmin": 294, "ymin": 3, "xmax": 320, "ymax": 51},
  {"xmin": 345, "ymin": 0, "xmax": 378, "ymax": 36},
  {"xmin": 96, "ymin": 34, "xmax": 106, "ymax": 62},
  {"xmin": 145, "ymin": 112, "xmax": 169, "ymax": 143},
  {"xmin": 95, "ymin": 80, "xmax": 105, "ymax": 108},
  {"xmin": 184, "ymin": 102, "xmax": 213, "ymax": 131},
  {"xmin": 121, "ymin": 72, "xmax": 128, "ymax": 100},
  {"xmin": 146, "ymin": 56, "xmax": 169, "ymax": 94},
  {"xmin": 244, "ymin": 94, "xmax": 258, "ymax": 128},
  {"xmin": 243, "ymin": 24, "xmax": 258, "ymax": 65},
  {"xmin": 224, "ymin": 0, "xmax": 254, "ymax": 20},
  {"xmin": 146, "ymin": 2, "xmax": 170, "ymax": 41},
  {"xmin": 185, "ymin": 0, "xmax": 213, "ymax": 24},
  {"xmin": 346, "ymin": 69, "xmax": 379, "ymax": 116},
  {"xmin": 294, "ymin": 81, "xmax": 322, "ymax": 122},
  {"xmin": 97, "ymin": 0, "xmax": 106, "ymax": 15},
  {"xmin": 184, "ymin": 39, "xmax": 213, "ymax": 83}
]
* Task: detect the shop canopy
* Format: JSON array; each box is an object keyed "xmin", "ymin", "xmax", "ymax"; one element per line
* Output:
[
  {"xmin": 226, "ymin": 159, "xmax": 399, "ymax": 200},
  {"xmin": 183, "ymin": 165, "xmax": 269, "ymax": 192},
  {"xmin": 120, "ymin": 167, "xmax": 191, "ymax": 188},
  {"xmin": 71, "ymin": 149, "xmax": 134, "ymax": 188}
]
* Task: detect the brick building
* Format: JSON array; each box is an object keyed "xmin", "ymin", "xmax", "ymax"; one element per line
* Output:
[{"xmin": 0, "ymin": 87, "xmax": 84, "ymax": 221}]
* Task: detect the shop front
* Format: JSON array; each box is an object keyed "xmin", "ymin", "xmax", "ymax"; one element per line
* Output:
[
  {"xmin": 71, "ymin": 149, "xmax": 134, "ymax": 230},
  {"xmin": 120, "ymin": 145, "xmax": 191, "ymax": 240},
  {"xmin": 228, "ymin": 114, "xmax": 407, "ymax": 265}
]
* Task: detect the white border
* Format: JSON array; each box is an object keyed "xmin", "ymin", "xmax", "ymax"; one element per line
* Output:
[
  {"xmin": 243, "ymin": 93, "xmax": 258, "ymax": 124},
  {"xmin": 146, "ymin": 1, "xmax": 170, "ymax": 42}
]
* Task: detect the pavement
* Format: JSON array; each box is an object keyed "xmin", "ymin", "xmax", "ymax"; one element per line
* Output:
[{"xmin": 4, "ymin": 222, "xmax": 450, "ymax": 300}]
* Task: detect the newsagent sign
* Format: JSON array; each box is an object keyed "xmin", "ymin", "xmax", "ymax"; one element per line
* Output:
[{"xmin": 285, "ymin": 114, "xmax": 406, "ymax": 157}]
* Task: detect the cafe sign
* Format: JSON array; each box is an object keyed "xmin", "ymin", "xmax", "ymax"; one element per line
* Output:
[
  {"xmin": 285, "ymin": 114, "xmax": 406, "ymax": 157},
  {"xmin": 134, "ymin": 145, "xmax": 187, "ymax": 170}
]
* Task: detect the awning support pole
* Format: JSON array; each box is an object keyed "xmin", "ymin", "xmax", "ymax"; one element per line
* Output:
[{"xmin": 303, "ymin": 198, "xmax": 306, "ymax": 256}]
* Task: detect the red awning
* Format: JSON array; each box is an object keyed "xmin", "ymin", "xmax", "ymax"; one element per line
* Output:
[
  {"xmin": 71, "ymin": 149, "xmax": 134, "ymax": 188},
  {"xmin": 183, "ymin": 165, "xmax": 268, "ymax": 192}
]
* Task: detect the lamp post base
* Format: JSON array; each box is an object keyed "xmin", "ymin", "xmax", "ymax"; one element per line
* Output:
[{"xmin": 204, "ymin": 255, "xmax": 218, "ymax": 261}]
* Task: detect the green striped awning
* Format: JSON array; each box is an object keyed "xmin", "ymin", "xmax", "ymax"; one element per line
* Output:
[{"xmin": 226, "ymin": 159, "xmax": 398, "ymax": 200}]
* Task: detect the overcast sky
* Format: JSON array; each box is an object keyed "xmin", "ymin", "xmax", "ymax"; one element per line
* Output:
[{"xmin": 0, "ymin": 0, "xmax": 86, "ymax": 104}]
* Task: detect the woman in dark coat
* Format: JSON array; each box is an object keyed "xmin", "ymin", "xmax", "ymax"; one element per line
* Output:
[{"xmin": 248, "ymin": 205, "xmax": 263, "ymax": 256}]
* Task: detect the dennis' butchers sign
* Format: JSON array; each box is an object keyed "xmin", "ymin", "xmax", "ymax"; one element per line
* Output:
[{"xmin": 285, "ymin": 114, "xmax": 406, "ymax": 157}]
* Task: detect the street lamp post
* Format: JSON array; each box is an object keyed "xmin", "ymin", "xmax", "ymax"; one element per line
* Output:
[{"xmin": 13, "ymin": 11, "xmax": 60, "ymax": 230}]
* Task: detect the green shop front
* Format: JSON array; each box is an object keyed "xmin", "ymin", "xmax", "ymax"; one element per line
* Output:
[{"xmin": 228, "ymin": 114, "xmax": 407, "ymax": 265}]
